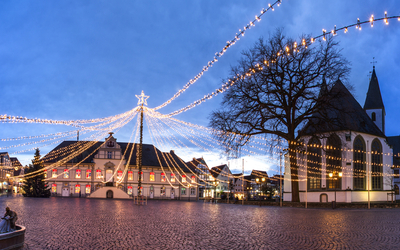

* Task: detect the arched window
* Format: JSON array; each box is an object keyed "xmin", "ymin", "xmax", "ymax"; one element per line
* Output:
[
  {"xmin": 128, "ymin": 171, "xmax": 133, "ymax": 180},
  {"xmin": 75, "ymin": 184, "xmax": 81, "ymax": 194},
  {"xmin": 86, "ymin": 169, "xmax": 91, "ymax": 179},
  {"xmin": 127, "ymin": 186, "xmax": 133, "ymax": 195},
  {"xmin": 371, "ymin": 112, "xmax": 376, "ymax": 122},
  {"xmin": 326, "ymin": 134, "xmax": 342, "ymax": 190},
  {"xmin": 52, "ymin": 169, "xmax": 57, "ymax": 178},
  {"xmin": 149, "ymin": 172, "xmax": 155, "ymax": 181},
  {"xmin": 307, "ymin": 137, "xmax": 322, "ymax": 190},
  {"xmin": 96, "ymin": 169, "xmax": 102, "ymax": 179},
  {"xmin": 191, "ymin": 176, "xmax": 196, "ymax": 183},
  {"xmin": 171, "ymin": 173, "xmax": 175, "ymax": 183},
  {"xmin": 161, "ymin": 173, "xmax": 166, "ymax": 182},
  {"xmin": 371, "ymin": 139, "xmax": 383, "ymax": 190},
  {"xmin": 76, "ymin": 169, "xmax": 81, "ymax": 179},
  {"xmin": 182, "ymin": 175, "xmax": 187, "ymax": 183},
  {"xmin": 117, "ymin": 170, "xmax": 123, "ymax": 180},
  {"xmin": 353, "ymin": 136, "xmax": 366, "ymax": 190},
  {"xmin": 51, "ymin": 184, "xmax": 57, "ymax": 193},
  {"xmin": 85, "ymin": 185, "xmax": 91, "ymax": 194}
]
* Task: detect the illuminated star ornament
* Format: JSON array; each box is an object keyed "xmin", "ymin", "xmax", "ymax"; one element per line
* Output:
[{"xmin": 136, "ymin": 90, "xmax": 150, "ymax": 106}]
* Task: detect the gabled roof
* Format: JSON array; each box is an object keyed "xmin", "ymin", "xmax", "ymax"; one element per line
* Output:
[
  {"xmin": 364, "ymin": 68, "xmax": 385, "ymax": 111},
  {"xmin": 210, "ymin": 164, "xmax": 231, "ymax": 178},
  {"xmin": 42, "ymin": 141, "xmax": 193, "ymax": 172},
  {"xmin": 185, "ymin": 157, "xmax": 208, "ymax": 172},
  {"xmin": 300, "ymin": 79, "xmax": 385, "ymax": 137}
]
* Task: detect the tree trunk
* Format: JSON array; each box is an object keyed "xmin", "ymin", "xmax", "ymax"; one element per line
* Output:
[{"xmin": 289, "ymin": 142, "xmax": 300, "ymax": 202}]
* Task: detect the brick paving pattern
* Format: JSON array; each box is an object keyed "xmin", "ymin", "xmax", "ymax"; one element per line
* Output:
[{"xmin": 0, "ymin": 195, "xmax": 399, "ymax": 249}]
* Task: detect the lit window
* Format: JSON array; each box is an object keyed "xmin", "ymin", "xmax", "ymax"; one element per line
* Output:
[
  {"xmin": 76, "ymin": 169, "xmax": 81, "ymax": 179},
  {"xmin": 128, "ymin": 171, "xmax": 133, "ymax": 180},
  {"xmin": 182, "ymin": 175, "xmax": 187, "ymax": 183},
  {"xmin": 127, "ymin": 186, "xmax": 133, "ymax": 195},
  {"xmin": 256, "ymin": 178, "xmax": 259, "ymax": 182},
  {"xmin": 181, "ymin": 187, "xmax": 186, "ymax": 195},
  {"xmin": 191, "ymin": 176, "xmax": 196, "ymax": 183},
  {"xmin": 85, "ymin": 185, "xmax": 91, "ymax": 194},
  {"xmin": 52, "ymin": 169, "xmax": 57, "ymax": 178},
  {"xmin": 150, "ymin": 172, "xmax": 155, "ymax": 181},
  {"xmin": 191, "ymin": 188, "xmax": 196, "ymax": 195},
  {"xmin": 138, "ymin": 172, "xmax": 144, "ymax": 181},
  {"xmin": 96, "ymin": 169, "xmax": 102, "ymax": 179},
  {"xmin": 75, "ymin": 184, "xmax": 80, "ymax": 194},
  {"xmin": 262, "ymin": 178, "xmax": 265, "ymax": 182},
  {"xmin": 171, "ymin": 173, "xmax": 175, "ymax": 183},
  {"xmin": 107, "ymin": 151, "xmax": 112, "ymax": 159},
  {"xmin": 63, "ymin": 169, "xmax": 69, "ymax": 178},
  {"xmin": 160, "ymin": 187, "xmax": 166, "ymax": 196},
  {"xmin": 117, "ymin": 170, "xmax": 123, "ymax": 180},
  {"xmin": 44, "ymin": 170, "xmax": 47, "ymax": 178},
  {"xmin": 51, "ymin": 184, "xmax": 57, "ymax": 193},
  {"xmin": 86, "ymin": 169, "xmax": 91, "ymax": 179},
  {"xmin": 161, "ymin": 173, "xmax": 166, "ymax": 182}
]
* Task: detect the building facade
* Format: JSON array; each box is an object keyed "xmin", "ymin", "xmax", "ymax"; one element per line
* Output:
[{"xmin": 42, "ymin": 134, "xmax": 198, "ymax": 200}]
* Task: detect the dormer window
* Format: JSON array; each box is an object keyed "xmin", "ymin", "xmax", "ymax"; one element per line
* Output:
[
  {"xmin": 107, "ymin": 141, "xmax": 115, "ymax": 148},
  {"xmin": 371, "ymin": 112, "xmax": 376, "ymax": 121}
]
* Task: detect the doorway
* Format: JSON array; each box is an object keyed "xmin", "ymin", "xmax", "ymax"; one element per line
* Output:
[{"xmin": 106, "ymin": 190, "xmax": 113, "ymax": 199}]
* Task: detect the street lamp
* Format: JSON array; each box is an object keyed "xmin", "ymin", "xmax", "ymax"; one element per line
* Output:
[{"xmin": 329, "ymin": 171, "xmax": 342, "ymax": 209}]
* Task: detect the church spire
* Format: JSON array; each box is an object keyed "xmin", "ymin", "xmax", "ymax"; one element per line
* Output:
[{"xmin": 364, "ymin": 66, "xmax": 385, "ymax": 134}]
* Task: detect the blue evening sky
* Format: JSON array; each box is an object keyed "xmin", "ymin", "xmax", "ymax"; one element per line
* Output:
[{"xmin": 1, "ymin": 1, "xmax": 399, "ymax": 174}]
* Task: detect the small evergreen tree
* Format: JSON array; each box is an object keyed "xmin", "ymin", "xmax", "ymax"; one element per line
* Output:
[{"xmin": 22, "ymin": 148, "xmax": 51, "ymax": 197}]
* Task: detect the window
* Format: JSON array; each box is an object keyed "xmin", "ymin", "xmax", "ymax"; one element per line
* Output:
[
  {"xmin": 127, "ymin": 186, "xmax": 133, "ymax": 195},
  {"xmin": 326, "ymin": 134, "xmax": 342, "ymax": 189},
  {"xmin": 117, "ymin": 170, "xmax": 123, "ymax": 180},
  {"xmin": 353, "ymin": 136, "xmax": 366, "ymax": 190},
  {"xmin": 149, "ymin": 172, "xmax": 155, "ymax": 181},
  {"xmin": 63, "ymin": 169, "xmax": 69, "ymax": 179},
  {"xmin": 171, "ymin": 173, "xmax": 175, "ymax": 183},
  {"xmin": 107, "ymin": 151, "xmax": 112, "ymax": 159},
  {"xmin": 75, "ymin": 184, "xmax": 80, "ymax": 194},
  {"xmin": 96, "ymin": 169, "xmax": 102, "ymax": 179},
  {"xmin": 191, "ymin": 176, "xmax": 195, "ymax": 183},
  {"xmin": 190, "ymin": 187, "xmax": 196, "ymax": 195},
  {"xmin": 86, "ymin": 169, "xmax": 91, "ymax": 179},
  {"xmin": 44, "ymin": 170, "xmax": 47, "ymax": 178},
  {"xmin": 51, "ymin": 184, "xmax": 57, "ymax": 193},
  {"xmin": 107, "ymin": 141, "xmax": 115, "ymax": 148},
  {"xmin": 371, "ymin": 139, "xmax": 383, "ymax": 190},
  {"xmin": 128, "ymin": 171, "xmax": 133, "ymax": 180},
  {"xmin": 52, "ymin": 169, "xmax": 57, "ymax": 178},
  {"xmin": 160, "ymin": 187, "xmax": 166, "ymax": 196},
  {"xmin": 307, "ymin": 137, "xmax": 322, "ymax": 190},
  {"xmin": 394, "ymin": 169, "xmax": 400, "ymax": 178},
  {"xmin": 182, "ymin": 175, "xmax": 187, "ymax": 183},
  {"xmin": 371, "ymin": 112, "xmax": 376, "ymax": 121},
  {"xmin": 76, "ymin": 169, "xmax": 81, "ymax": 179},
  {"xmin": 161, "ymin": 173, "xmax": 166, "ymax": 182},
  {"xmin": 138, "ymin": 172, "xmax": 144, "ymax": 181},
  {"xmin": 181, "ymin": 187, "xmax": 186, "ymax": 195},
  {"xmin": 85, "ymin": 185, "xmax": 91, "ymax": 194}
]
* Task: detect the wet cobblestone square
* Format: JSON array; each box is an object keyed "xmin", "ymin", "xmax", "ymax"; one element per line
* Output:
[{"xmin": 1, "ymin": 195, "xmax": 399, "ymax": 249}]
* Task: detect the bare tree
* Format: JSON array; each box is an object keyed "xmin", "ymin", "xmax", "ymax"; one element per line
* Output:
[{"xmin": 209, "ymin": 29, "xmax": 350, "ymax": 202}]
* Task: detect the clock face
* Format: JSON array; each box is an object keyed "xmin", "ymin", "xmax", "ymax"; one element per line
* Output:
[{"xmin": 107, "ymin": 141, "xmax": 115, "ymax": 148}]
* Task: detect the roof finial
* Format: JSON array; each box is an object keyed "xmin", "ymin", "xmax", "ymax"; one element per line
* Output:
[{"xmin": 370, "ymin": 57, "xmax": 377, "ymax": 69}]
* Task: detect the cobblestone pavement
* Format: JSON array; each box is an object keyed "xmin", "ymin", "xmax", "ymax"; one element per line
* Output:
[{"xmin": 1, "ymin": 195, "xmax": 400, "ymax": 249}]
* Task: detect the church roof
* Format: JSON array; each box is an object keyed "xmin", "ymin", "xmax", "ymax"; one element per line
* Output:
[
  {"xmin": 364, "ymin": 68, "xmax": 385, "ymax": 110},
  {"xmin": 42, "ymin": 141, "xmax": 193, "ymax": 172},
  {"xmin": 300, "ymin": 79, "xmax": 385, "ymax": 137}
]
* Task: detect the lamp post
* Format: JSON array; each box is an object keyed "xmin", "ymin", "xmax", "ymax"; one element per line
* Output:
[
  {"xmin": 329, "ymin": 171, "xmax": 342, "ymax": 209},
  {"xmin": 188, "ymin": 184, "xmax": 191, "ymax": 202}
]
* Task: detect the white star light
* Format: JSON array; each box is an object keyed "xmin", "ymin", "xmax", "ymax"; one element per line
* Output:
[{"xmin": 135, "ymin": 90, "xmax": 150, "ymax": 106}]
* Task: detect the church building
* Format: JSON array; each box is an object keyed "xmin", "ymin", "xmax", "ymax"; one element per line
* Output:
[
  {"xmin": 284, "ymin": 67, "xmax": 395, "ymax": 203},
  {"xmin": 42, "ymin": 133, "xmax": 198, "ymax": 200}
]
